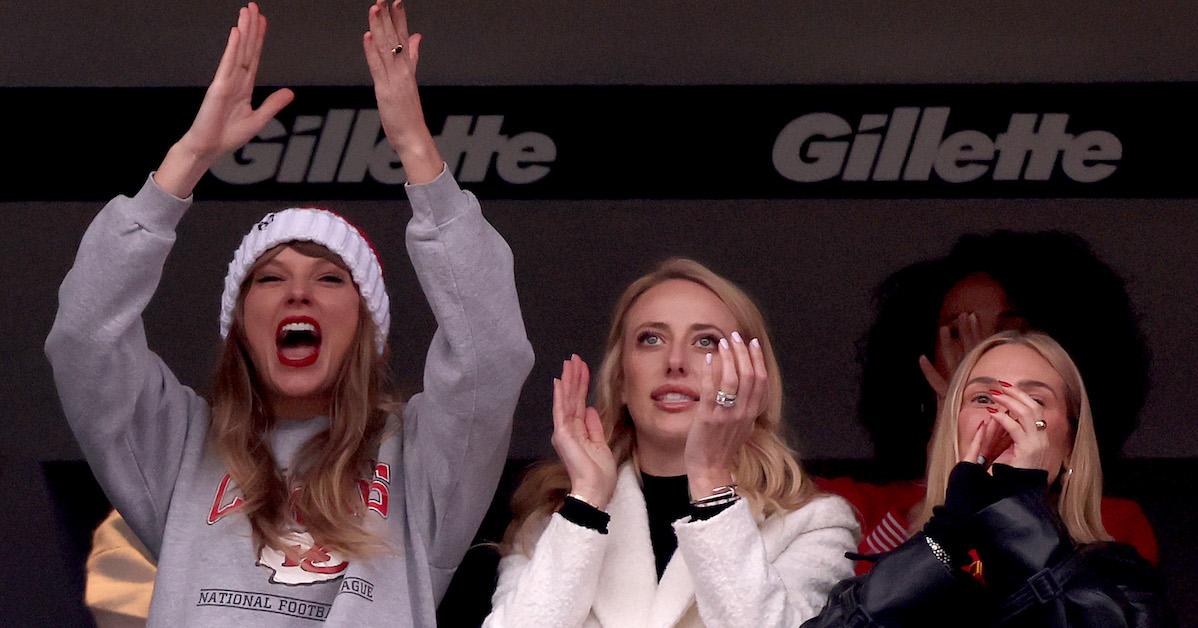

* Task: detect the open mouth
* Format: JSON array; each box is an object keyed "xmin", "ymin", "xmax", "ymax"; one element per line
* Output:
[
  {"xmin": 276, "ymin": 316, "xmax": 322, "ymax": 368},
  {"xmin": 651, "ymin": 385, "xmax": 700, "ymax": 411}
]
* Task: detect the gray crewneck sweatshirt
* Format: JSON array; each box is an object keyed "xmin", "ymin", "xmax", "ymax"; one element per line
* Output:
[{"xmin": 46, "ymin": 169, "xmax": 534, "ymax": 626}]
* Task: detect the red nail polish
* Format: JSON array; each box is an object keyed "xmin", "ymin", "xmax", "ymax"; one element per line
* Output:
[
  {"xmin": 989, "ymin": 389, "xmax": 1003, "ymax": 396},
  {"xmin": 999, "ymin": 380, "xmax": 1013, "ymax": 388},
  {"xmin": 986, "ymin": 407, "xmax": 999, "ymax": 414}
]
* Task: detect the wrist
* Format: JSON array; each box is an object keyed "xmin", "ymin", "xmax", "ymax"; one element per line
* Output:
[
  {"xmin": 568, "ymin": 485, "xmax": 611, "ymax": 511},
  {"xmin": 687, "ymin": 469, "xmax": 735, "ymax": 500},
  {"xmin": 155, "ymin": 140, "xmax": 216, "ymax": 198},
  {"xmin": 392, "ymin": 132, "xmax": 443, "ymax": 185}
]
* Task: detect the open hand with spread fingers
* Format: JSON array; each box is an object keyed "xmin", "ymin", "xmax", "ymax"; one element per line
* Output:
[
  {"xmin": 157, "ymin": 2, "xmax": 294, "ymax": 198},
  {"xmin": 362, "ymin": 0, "xmax": 443, "ymax": 184},
  {"xmin": 684, "ymin": 331, "xmax": 768, "ymax": 500},
  {"xmin": 551, "ymin": 355, "xmax": 617, "ymax": 511}
]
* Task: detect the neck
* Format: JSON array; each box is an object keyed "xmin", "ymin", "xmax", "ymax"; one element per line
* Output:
[
  {"xmin": 269, "ymin": 394, "xmax": 330, "ymax": 421},
  {"xmin": 635, "ymin": 438, "xmax": 686, "ymax": 477}
]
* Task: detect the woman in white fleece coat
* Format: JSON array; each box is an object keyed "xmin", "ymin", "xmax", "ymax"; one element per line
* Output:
[{"xmin": 485, "ymin": 259, "xmax": 859, "ymax": 628}]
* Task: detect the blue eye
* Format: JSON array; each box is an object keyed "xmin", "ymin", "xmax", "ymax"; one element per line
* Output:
[
  {"xmin": 971, "ymin": 393, "xmax": 993, "ymax": 405},
  {"xmin": 637, "ymin": 332, "xmax": 662, "ymax": 346},
  {"xmin": 695, "ymin": 335, "xmax": 717, "ymax": 349}
]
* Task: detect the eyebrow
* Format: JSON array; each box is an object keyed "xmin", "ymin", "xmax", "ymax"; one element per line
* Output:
[{"xmin": 637, "ymin": 321, "xmax": 726, "ymax": 335}]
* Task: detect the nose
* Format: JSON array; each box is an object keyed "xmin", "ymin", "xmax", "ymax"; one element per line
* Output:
[
  {"xmin": 285, "ymin": 279, "xmax": 313, "ymax": 306},
  {"xmin": 666, "ymin": 342, "xmax": 687, "ymax": 375}
]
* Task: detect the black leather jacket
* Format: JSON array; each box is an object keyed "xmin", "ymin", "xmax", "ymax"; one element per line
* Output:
[{"xmin": 804, "ymin": 464, "xmax": 1174, "ymax": 627}]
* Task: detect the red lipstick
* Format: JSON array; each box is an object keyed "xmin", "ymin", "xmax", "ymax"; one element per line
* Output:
[{"xmin": 276, "ymin": 316, "xmax": 321, "ymax": 368}]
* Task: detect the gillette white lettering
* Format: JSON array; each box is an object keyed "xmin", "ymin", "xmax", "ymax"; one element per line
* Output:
[
  {"xmin": 772, "ymin": 108, "xmax": 1121, "ymax": 183},
  {"xmin": 212, "ymin": 111, "xmax": 556, "ymax": 185}
]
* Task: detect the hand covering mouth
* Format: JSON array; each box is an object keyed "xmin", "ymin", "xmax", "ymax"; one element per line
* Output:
[{"xmin": 276, "ymin": 316, "xmax": 322, "ymax": 367}]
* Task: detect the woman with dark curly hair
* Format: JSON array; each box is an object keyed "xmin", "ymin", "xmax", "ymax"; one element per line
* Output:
[{"xmin": 818, "ymin": 230, "xmax": 1157, "ymax": 572}]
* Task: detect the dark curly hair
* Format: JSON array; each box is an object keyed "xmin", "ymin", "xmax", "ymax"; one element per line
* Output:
[{"xmin": 856, "ymin": 230, "xmax": 1150, "ymax": 482}]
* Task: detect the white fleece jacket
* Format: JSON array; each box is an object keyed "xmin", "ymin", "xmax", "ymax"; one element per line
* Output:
[{"xmin": 485, "ymin": 464, "xmax": 860, "ymax": 628}]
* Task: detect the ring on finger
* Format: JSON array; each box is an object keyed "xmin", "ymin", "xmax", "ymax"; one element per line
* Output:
[
  {"xmin": 391, "ymin": 42, "xmax": 405, "ymax": 55},
  {"xmin": 1034, "ymin": 419, "xmax": 1048, "ymax": 431},
  {"xmin": 714, "ymin": 390, "xmax": 737, "ymax": 408},
  {"xmin": 976, "ymin": 454, "xmax": 987, "ymax": 465}
]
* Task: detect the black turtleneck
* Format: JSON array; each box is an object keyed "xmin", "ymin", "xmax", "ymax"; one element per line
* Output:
[{"xmin": 641, "ymin": 472, "xmax": 691, "ymax": 580}]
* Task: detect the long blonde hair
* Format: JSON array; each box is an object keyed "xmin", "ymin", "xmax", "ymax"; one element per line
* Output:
[
  {"xmin": 914, "ymin": 331, "xmax": 1109, "ymax": 543},
  {"xmin": 209, "ymin": 241, "xmax": 394, "ymax": 558},
  {"xmin": 503, "ymin": 258, "xmax": 816, "ymax": 554}
]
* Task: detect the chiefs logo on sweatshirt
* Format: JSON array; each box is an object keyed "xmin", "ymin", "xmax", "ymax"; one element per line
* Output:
[{"xmin": 207, "ymin": 463, "xmax": 391, "ymax": 585}]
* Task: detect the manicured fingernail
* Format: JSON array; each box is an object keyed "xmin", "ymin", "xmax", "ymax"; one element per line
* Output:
[
  {"xmin": 705, "ymin": 352, "xmax": 713, "ymax": 365},
  {"xmin": 719, "ymin": 338, "xmax": 729, "ymax": 350},
  {"xmin": 986, "ymin": 407, "xmax": 999, "ymax": 414},
  {"xmin": 989, "ymin": 389, "xmax": 1003, "ymax": 396},
  {"xmin": 750, "ymin": 338, "xmax": 760, "ymax": 348},
  {"xmin": 731, "ymin": 331, "xmax": 743, "ymax": 344},
  {"xmin": 999, "ymin": 380, "xmax": 1013, "ymax": 388}
]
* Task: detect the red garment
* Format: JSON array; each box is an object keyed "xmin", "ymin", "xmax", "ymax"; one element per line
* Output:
[{"xmin": 815, "ymin": 476, "xmax": 1159, "ymax": 574}]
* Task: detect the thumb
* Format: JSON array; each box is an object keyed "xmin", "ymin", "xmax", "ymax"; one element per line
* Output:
[
  {"xmin": 252, "ymin": 87, "xmax": 294, "ymax": 126},
  {"xmin": 407, "ymin": 32, "xmax": 422, "ymax": 70}
]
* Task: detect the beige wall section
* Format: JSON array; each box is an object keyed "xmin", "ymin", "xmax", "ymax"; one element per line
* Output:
[{"xmin": 4, "ymin": 1, "xmax": 1198, "ymax": 87}]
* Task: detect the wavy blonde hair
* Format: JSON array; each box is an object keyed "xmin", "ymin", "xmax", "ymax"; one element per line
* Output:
[
  {"xmin": 503, "ymin": 258, "xmax": 817, "ymax": 554},
  {"xmin": 209, "ymin": 241, "xmax": 394, "ymax": 558},
  {"xmin": 913, "ymin": 331, "xmax": 1109, "ymax": 543}
]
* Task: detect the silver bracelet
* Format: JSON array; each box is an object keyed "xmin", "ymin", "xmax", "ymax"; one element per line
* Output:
[
  {"xmin": 925, "ymin": 535, "xmax": 953, "ymax": 568},
  {"xmin": 690, "ymin": 495, "xmax": 740, "ymax": 509},
  {"xmin": 566, "ymin": 492, "xmax": 602, "ymax": 511},
  {"xmin": 690, "ymin": 483, "xmax": 738, "ymax": 507}
]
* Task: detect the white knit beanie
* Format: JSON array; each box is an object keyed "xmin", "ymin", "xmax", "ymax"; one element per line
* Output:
[{"xmin": 219, "ymin": 208, "xmax": 390, "ymax": 354}]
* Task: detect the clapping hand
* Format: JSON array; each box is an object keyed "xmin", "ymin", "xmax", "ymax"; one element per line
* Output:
[{"xmin": 551, "ymin": 355, "xmax": 617, "ymax": 511}]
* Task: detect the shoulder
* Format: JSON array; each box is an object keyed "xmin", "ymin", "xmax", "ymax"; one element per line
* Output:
[{"xmin": 767, "ymin": 493, "xmax": 861, "ymax": 539}]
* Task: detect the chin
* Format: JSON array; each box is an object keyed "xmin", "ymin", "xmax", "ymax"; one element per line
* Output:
[{"xmin": 262, "ymin": 362, "xmax": 336, "ymax": 405}]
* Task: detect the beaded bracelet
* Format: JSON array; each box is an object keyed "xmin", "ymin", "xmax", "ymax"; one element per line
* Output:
[{"xmin": 924, "ymin": 535, "xmax": 953, "ymax": 568}]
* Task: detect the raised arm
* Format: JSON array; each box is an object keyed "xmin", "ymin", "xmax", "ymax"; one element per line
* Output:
[
  {"xmin": 362, "ymin": 0, "xmax": 442, "ymax": 184},
  {"xmin": 44, "ymin": 2, "xmax": 291, "ymax": 555},
  {"xmin": 157, "ymin": 2, "xmax": 293, "ymax": 197},
  {"xmin": 676, "ymin": 336, "xmax": 857, "ymax": 626},
  {"xmin": 362, "ymin": 0, "xmax": 534, "ymax": 594}
]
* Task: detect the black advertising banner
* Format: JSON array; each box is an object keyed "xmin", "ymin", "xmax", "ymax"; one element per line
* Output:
[{"xmin": 3, "ymin": 83, "xmax": 1197, "ymax": 201}]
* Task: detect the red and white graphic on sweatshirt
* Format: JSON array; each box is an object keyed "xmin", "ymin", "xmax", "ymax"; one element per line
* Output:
[
  {"xmin": 207, "ymin": 463, "xmax": 392, "ymax": 585},
  {"xmin": 258, "ymin": 531, "xmax": 350, "ymax": 584}
]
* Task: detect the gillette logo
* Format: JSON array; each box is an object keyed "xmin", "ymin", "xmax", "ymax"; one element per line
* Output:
[
  {"xmin": 212, "ymin": 111, "xmax": 556, "ymax": 185},
  {"xmin": 772, "ymin": 108, "xmax": 1121, "ymax": 183}
]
